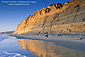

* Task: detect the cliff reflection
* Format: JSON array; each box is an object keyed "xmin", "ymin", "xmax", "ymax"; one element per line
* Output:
[{"xmin": 17, "ymin": 39, "xmax": 85, "ymax": 57}]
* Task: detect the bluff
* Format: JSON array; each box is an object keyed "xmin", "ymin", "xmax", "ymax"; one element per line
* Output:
[{"xmin": 13, "ymin": 0, "xmax": 85, "ymax": 34}]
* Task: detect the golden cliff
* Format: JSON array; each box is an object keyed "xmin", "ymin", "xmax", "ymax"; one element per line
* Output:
[{"xmin": 14, "ymin": 0, "xmax": 85, "ymax": 34}]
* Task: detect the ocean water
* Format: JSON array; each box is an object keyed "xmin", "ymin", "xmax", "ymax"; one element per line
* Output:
[
  {"xmin": 0, "ymin": 34, "xmax": 37, "ymax": 57},
  {"xmin": 0, "ymin": 34, "xmax": 85, "ymax": 57}
]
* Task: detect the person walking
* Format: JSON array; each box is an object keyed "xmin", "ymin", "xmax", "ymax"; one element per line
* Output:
[{"xmin": 44, "ymin": 32, "xmax": 48, "ymax": 38}]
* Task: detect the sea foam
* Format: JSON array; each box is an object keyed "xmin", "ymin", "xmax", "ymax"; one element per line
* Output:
[{"xmin": 0, "ymin": 51, "xmax": 27, "ymax": 57}]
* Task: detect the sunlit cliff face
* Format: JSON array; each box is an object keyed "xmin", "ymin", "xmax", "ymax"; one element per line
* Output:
[
  {"xmin": 14, "ymin": 0, "xmax": 85, "ymax": 34},
  {"xmin": 17, "ymin": 39, "xmax": 85, "ymax": 57}
]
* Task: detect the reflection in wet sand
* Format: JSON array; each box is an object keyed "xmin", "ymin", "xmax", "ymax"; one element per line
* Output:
[{"xmin": 17, "ymin": 39, "xmax": 85, "ymax": 57}]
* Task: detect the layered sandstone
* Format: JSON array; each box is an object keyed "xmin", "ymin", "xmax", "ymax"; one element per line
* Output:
[{"xmin": 13, "ymin": 0, "xmax": 85, "ymax": 34}]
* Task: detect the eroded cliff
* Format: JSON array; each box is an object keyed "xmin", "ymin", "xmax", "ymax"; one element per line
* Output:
[{"xmin": 13, "ymin": 0, "xmax": 85, "ymax": 34}]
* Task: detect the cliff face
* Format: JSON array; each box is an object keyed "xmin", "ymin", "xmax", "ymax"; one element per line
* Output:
[{"xmin": 14, "ymin": 0, "xmax": 85, "ymax": 34}]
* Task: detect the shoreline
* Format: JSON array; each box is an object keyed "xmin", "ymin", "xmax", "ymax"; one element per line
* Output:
[{"xmin": 10, "ymin": 34, "xmax": 85, "ymax": 51}]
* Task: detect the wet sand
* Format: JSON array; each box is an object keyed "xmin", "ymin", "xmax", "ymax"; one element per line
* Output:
[{"xmin": 12, "ymin": 34, "xmax": 85, "ymax": 51}]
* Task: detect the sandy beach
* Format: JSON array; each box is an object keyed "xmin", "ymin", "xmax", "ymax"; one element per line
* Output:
[{"xmin": 11, "ymin": 34, "xmax": 85, "ymax": 51}]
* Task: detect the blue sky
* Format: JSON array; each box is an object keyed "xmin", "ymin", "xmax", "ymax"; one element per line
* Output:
[{"xmin": 0, "ymin": 0, "xmax": 71, "ymax": 32}]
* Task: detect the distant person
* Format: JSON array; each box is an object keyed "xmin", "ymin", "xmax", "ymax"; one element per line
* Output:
[{"xmin": 44, "ymin": 32, "xmax": 48, "ymax": 38}]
